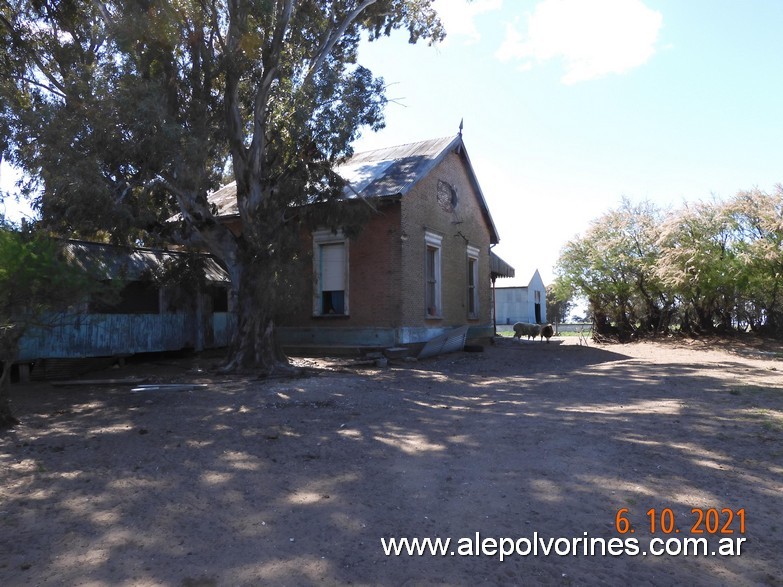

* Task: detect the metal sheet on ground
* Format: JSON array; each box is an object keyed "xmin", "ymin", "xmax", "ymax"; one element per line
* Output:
[{"xmin": 417, "ymin": 326, "xmax": 469, "ymax": 359}]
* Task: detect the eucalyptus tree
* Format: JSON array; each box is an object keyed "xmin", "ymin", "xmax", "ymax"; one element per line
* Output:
[
  {"xmin": 555, "ymin": 198, "xmax": 667, "ymax": 337},
  {"xmin": 545, "ymin": 283, "xmax": 572, "ymax": 325},
  {"xmin": 1, "ymin": 0, "xmax": 444, "ymax": 373},
  {"xmin": 725, "ymin": 186, "xmax": 783, "ymax": 334},
  {"xmin": 655, "ymin": 199, "xmax": 741, "ymax": 332}
]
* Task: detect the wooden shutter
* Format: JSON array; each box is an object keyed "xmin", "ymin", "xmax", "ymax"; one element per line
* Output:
[{"xmin": 321, "ymin": 243, "xmax": 345, "ymax": 291}]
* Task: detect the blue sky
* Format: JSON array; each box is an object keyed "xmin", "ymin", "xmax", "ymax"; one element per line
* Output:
[
  {"xmin": 3, "ymin": 0, "xmax": 782, "ymax": 289},
  {"xmin": 352, "ymin": 0, "xmax": 783, "ymax": 286}
]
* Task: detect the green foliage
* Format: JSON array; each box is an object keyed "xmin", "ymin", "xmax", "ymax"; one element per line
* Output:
[
  {"xmin": 0, "ymin": 224, "xmax": 93, "ymax": 426},
  {"xmin": 656, "ymin": 199, "xmax": 741, "ymax": 331},
  {"xmin": 725, "ymin": 187, "xmax": 783, "ymax": 333},
  {"xmin": 0, "ymin": 227, "xmax": 91, "ymax": 346},
  {"xmin": 545, "ymin": 283, "xmax": 572, "ymax": 324},
  {"xmin": 0, "ymin": 0, "xmax": 445, "ymax": 371},
  {"xmin": 555, "ymin": 188, "xmax": 783, "ymax": 338},
  {"xmin": 555, "ymin": 198, "xmax": 670, "ymax": 337}
]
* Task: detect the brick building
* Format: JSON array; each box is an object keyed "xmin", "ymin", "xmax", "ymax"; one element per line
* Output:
[{"xmin": 210, "ymin": 134, "xmax": 514, "ymax": 349}]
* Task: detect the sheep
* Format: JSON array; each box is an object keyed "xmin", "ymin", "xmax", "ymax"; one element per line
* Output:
[
  {"xmin": 512, "ymin": 322, "xmax": 541, "ymax": 340},
  {"xmin": 512, "ymin": 322, "xmax": 555, "ymax": 343}
]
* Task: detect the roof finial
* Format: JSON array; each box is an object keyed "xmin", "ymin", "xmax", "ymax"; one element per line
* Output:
[{"xmin": 458, "ymin": 118, "xmax": 464, "ymax": 136}]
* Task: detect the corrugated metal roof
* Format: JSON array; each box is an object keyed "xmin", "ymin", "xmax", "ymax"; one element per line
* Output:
[
  {"xmin": 62, "ymin": 240, "xmax": 229, "ymax": 283},
  {"xmin": 202, "ymin": 137, "xmax": 458, "ymax": 214},
  {"xmin": 490, "ymin": 251, "xmax": 515, "ymax": 278},
  {"xmin": 207, "ymin": 181, "xmax": 240, "ymax": 217},
  {"xmin": 200, "ymin": 134, "xmax": 501, "ymax": 243},
  {"xmin": 338, "ymin": 136, "xmax": 460, "ymax": 198}
]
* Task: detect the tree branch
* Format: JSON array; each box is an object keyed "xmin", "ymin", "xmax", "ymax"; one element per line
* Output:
[
  {"xmin": 224, "ymin": 0, "xmax": 248, "ymax": 172},
  {"xmin": 91, "ymin": 0, "xmax": 116, "ymax": 29},
  {"xmin": 303, "ymin": 0, "xmax": 379, "ymax": 88},
  {"xmin": 0, "ymin": 10, "xmax": 68, "ymax": 98},
  {"xmin": 247, "ymin": 0, "xmax": 294, "ymax": 186},
  {"xmin": 153, "ymin": 173, "xmax": 240, "ymax": 270},
  {"xmin": 0, "ymin": 72, "xmax": 67, "ymax": 100}
]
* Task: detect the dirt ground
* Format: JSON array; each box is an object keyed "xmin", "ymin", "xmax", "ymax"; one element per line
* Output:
[{"xmin": 1, "ymin": 335, "xmax": 782, "ymax": 587}]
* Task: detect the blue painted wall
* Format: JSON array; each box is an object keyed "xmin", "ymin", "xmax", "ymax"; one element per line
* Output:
[{"xmin": 18, "ymin": 313, "xmax": 233, "ymax": 360}]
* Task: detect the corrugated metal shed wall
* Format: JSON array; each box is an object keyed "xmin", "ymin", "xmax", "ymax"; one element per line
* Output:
[
  {"xmin": 18, "ymin": 313, "xmax": 234, "ymax": 360},
  {"xmin": 495, "ymin": 287, "xmax": 532, "ymax": 325}
]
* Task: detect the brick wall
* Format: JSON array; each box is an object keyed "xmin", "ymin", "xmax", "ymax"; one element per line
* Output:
[
  {"xmin": 399, "ymin": 150, "xmax": 492, "ymax": 327},
  {"xmin": 279, "ymin": 148, "xmax": 495, "ymax": 336},
  {"xmin": 282, "ymin": 201, "xmax": 402, "ymax": 328},
  {"xmin": 345, "ymin": 201, "xmax": 402, "ymax": 326}
]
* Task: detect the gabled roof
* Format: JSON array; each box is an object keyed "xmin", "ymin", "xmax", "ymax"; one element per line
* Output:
[
  {"xmin": 495, "ymin": 269, "xmax": 547, "ymax": 291},
  {"xmin": 527, "ymin": 269, "xmax": 545, "ymax": 290},
  {"xmin": 204, "ymin": 134, "xmax": 500, "ymax": 243},
  {"xmin": 339, "ymin": 136, "xmax": 460, "ymax": 198},
  {"xmin": 336, "ymin": 135, "xmax": 499, "ymax": 243}
]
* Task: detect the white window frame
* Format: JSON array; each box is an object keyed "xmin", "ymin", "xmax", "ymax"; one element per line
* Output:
[
  {"xmin": 467, "ymin": 245, "xmax": 480, "ymax": 319},
  {"xmin": 425, "ymin": 231, "xmax": 443, "ymax": 318},
  {"xmin": 313, "ymin": 229, "xmax": 349, "ymax": 316}
]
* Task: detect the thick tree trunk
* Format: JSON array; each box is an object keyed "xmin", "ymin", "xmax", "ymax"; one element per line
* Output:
[
  {"xmin": 0, "ymin": 360, "xmax": 20, "ymax": 429},
  {"xmin": 222, "ymin": 264, "xmax": 291, "ymax": 375},
  {"xmin": 696, "ymin": 306, "xmax": 715, "ymax": 332}
]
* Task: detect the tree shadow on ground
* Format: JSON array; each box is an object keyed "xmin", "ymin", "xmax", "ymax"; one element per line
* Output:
[{"xmin": 1, "ymin": 343, "xmax": 781, "ymax": 586}]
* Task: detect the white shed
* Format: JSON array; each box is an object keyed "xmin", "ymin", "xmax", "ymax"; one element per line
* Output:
[{"xmin": 494, "ymin": 270, "xmax": 547, "ymax": 325}]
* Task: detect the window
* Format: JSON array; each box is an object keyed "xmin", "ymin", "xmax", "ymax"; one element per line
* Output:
[
  {"xmin": 313, "ymin": 230, "xmax": 349, "ymax": 316},
  {"xmin": 467, "ymin": 245, "xmax": 480, "ymax": 318},
  {"xmin": 425, "ymin": 231, "xmax": 442, "ymax": 317}
]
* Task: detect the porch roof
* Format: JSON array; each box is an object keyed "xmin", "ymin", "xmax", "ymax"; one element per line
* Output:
[
  {"xmin": 62, "ymin": 240, "xmax": 229, "ymax": 283},
  {"xmin": 490, "ymin": 251, "xmax": 515, "ymax": 279}
]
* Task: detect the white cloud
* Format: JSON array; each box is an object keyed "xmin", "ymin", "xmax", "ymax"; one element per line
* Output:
[
  {"xmin": 434, "ymin": 0, "xmax": 503, "ymax": 44},
  {"xmin": 496, "ymin": 0, "xmax": 662, "ymax": 83}
]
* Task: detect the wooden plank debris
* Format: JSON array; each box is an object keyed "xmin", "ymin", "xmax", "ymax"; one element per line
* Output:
[
  {"xmin": 130, "ymin": 384, "xmax": 209, "ymax": 392},
  {"xmin": 51, "ymin": 377, "xmax": 148, "ymax": 387}
]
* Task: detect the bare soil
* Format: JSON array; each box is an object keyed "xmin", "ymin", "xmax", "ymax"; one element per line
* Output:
[{"xmin": 1, "ymin": 336, "xmax": 782, "ymax": 586}]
